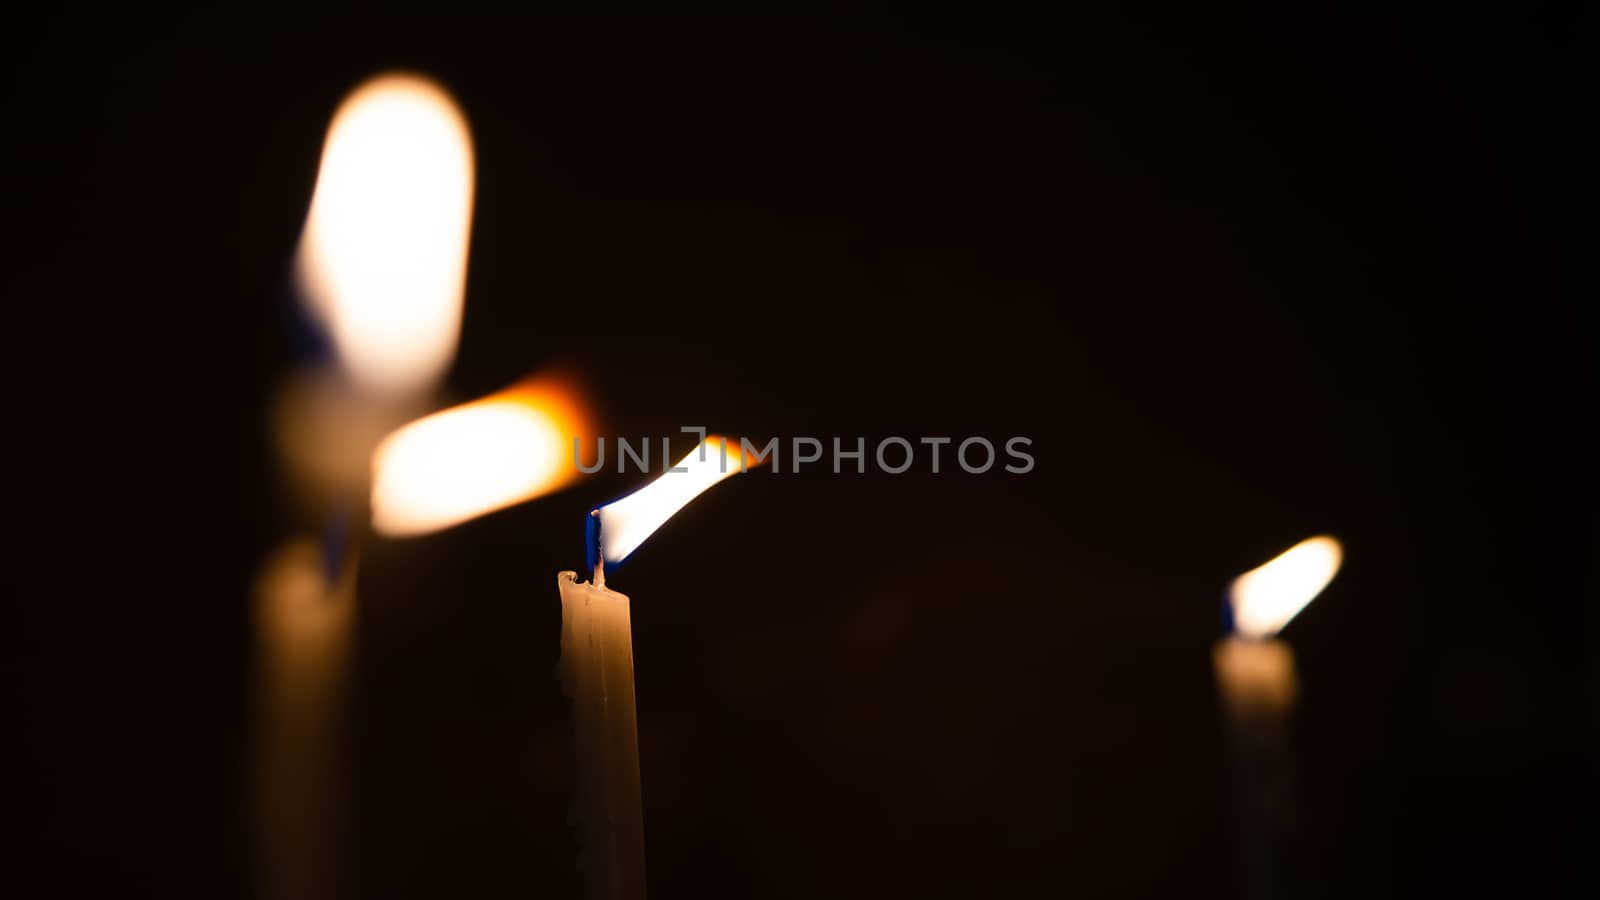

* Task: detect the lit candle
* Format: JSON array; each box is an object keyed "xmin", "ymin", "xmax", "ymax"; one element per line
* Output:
[
  {"xmin": 558, "ymin": 437, "xmax": 758, "ymax": 900},
  {"xmin": 257, "ymin": 71, "xmax": 476, "ymax": 900},
  {"xmin": 1213, "ymin": 534, "xmax": 1343, "ymax": 900}
]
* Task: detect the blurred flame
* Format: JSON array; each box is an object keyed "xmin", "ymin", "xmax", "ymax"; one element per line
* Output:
[
  {"xmin": 296, "ymin": 73, "xmax": 475, "ymax": 394},
  {"xmin": 1228, "ymin": 535, "xmax": 1343, "ymax": 639},
  {"xmin": 596, "ymin": 437, "xmax": 760, "ymax": 565},
  {"xmin": 371, "ymin": 377, "xmax": 593, "ymax": 536}
]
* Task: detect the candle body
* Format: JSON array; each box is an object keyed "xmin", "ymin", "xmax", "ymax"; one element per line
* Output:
[
  {"xmin": 557, "ymin": 571, "xmax": 647, "ymax": 900},
  {"xmin": 254, "ymin": 538, "xmax": 356, "ymax": 900},
  {"xmin": 1213, "ymin": 636, "xmax": 1298, "ymax": 900}
]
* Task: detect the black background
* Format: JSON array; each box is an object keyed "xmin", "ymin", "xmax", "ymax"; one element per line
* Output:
[{"xmin": 6, "ymin": 7, "xmax": 1593, "ymax": 899}]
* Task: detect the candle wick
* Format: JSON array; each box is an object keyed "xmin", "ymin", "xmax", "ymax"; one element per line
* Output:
[{"xmin": 589, "ymin": 508, "xmax": 606, "ymax": 590}]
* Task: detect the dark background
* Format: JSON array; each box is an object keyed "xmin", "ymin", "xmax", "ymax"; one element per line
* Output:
[{"xmin": 7, "ymin": 7, "xmax": 1593, "ymax": 899}]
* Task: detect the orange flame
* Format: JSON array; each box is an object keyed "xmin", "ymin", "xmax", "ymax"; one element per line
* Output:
[{"xmin": 370, "ymin": 376, "xmax": 595, "ymax": 536}]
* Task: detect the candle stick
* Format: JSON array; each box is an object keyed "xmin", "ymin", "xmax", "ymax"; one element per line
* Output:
[
  {"xmin": 1213, "ymin": 535, "xmax": 1342, "ymax": 900},
  {"xmin": 556, "ymin": 437, "xmax": 758, "ymax": 900},
  {"xmin": 252, "ymin": 536, "xmax": 357, "ymax": 900},
  {"xmin": 557, "ymin": 569, "xmax": 645, "ymax": 900}
]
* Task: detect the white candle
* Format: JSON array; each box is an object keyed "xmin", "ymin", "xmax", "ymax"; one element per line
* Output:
[
  {"xmin": 1213, "ymin": 635, "xmax": 1297, "ymax": 900},
  {"xmin": 557, "ymin": 570, "xmax": 647, "ymax": 900},
  {"xmin": 556, "ymin": 437, "xmax": 759, "ymax": 900}
]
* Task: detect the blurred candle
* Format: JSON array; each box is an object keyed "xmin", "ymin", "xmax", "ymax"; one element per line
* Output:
[
  {"xmin": 253, "ymin": 537, "xmax": 357, "ymax": 900},
  {"xmin": 558, "ymin": 437, "xmax": 758, "ymax": 900},
  {"xmin": 1213, "ymin": 535, "xmax": 1342, "ymax": 900},
  {"xmin": 256, "ymin": 71, "xmax": 476, "ymax": 900}
]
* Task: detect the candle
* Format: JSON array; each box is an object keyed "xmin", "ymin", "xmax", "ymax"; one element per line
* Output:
[
  {"xmin": 257, "ymin": 71, "xmax": 476, "ymax": 900},
  {"xmin": 558, "ymin": 437, "xmax": 759, "ymax": 900},
  {"xmin": 1213, "ymin": 534, "xmax": 1343, "ymax": 900},
  {"xmin": 252, "ymin": 537, "xmax": 357, "ymax": 900},
  {"xmin": 556, "ymin": 570, "xmax": 646, "ymax": 900}
]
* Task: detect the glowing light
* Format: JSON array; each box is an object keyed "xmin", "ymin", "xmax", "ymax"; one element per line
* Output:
[
  {"xmin": 371, "ymin": 378, "xmax": 593, "ymax": 536},
  {"xmin": 1228, "ymin": 535, "xmax": 1343, "ymax": 639},
  {"xmin": 296, "ymin": 73, "xmax": 475, "ymax": 394},
  {"xmin": 595, "ymin": 437, "xmax": 760, "ymax": 565}
]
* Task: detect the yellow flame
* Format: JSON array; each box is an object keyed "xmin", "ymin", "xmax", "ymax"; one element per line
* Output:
[
  {"xmin": 296, "ymin": 73, "xmax": 475, "ymax": 394},
  {"xmin": 1228, "ymin": 535, "xmax": 1343, "ymax": 639},
  {"xmin": 597, "ymin": 437, "xmax": 760, "ymax": 564},
  {"xmin": 370, "ymin": 377, "xmax": 593, "ymax": 536}
]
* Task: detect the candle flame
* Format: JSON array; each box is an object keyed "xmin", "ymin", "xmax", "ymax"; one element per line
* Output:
[
  {"xmin": 594, "ymin": 437, "xmax": 761, "ymax": 566},
  {"xmin": 296, "ymin": 73, "xmax": 475, "ymax": 394},
  {"xmin": 1228, "ymin": 535, "xmax": 1343, "ymax": 639},
  {"xmin": 370, "ymin": 377, "xmax": 593, "ymax": 536}
]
